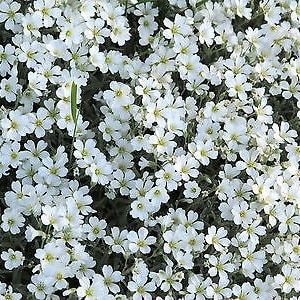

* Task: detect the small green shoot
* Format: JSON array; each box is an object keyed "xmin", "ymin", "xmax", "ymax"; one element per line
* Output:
[
  {"xmin": 71, "ymin": 82, "xmax": 77, "ymax": 122},
  {"xmin": 69, "ymin": 81, "xmax": 79, "ymax": 167}
]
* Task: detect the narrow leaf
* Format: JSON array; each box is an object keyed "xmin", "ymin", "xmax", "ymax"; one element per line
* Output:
[{"xmin": 71, "ymin": 82, "xmax": 77, "ymax": 122}]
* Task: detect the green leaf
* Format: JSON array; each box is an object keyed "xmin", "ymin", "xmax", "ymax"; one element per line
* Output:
[{"xmin": 70, "ymin": 82, "xmax": 77, "ymax": 122}]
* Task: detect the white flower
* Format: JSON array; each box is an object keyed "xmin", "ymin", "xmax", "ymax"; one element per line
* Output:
[
  {"xmin": 1, "ymin": 110, "xmax": 31, "ymax": 141},
  {"xmin": 46, "ymin": 39, "xmax": 71, "ymax": 60},
  {"xmin": 25, "ymin": 225, "xmax": 45, "ymax": 242},
  {"xmin": 280, "ymin": 78, "xmax": 300, "ymax": 101},
  {"xmin": 82, "ymin": 217, "xmax": 107, "ymax": 241},
  {"xmin": 1, "ymin": 207, "xmax": 25, "ymax": 234},
  {"xmin": 0, "ymin": 0, "xmax": 22, "ymax": 32},
  {"xmin": 236, "ymin": 148, "xmax": 261, "ymax": 178},
  {"xmin": 77, "ymin": 275, "xmax": 110, "ymax": 300},
  {"xmin": 1, "ymin": 285, "xmax": 22, "ymax": 300},
  {"xmin": 22, "ymin": 12, "xmax": 42, "ymax": 37},
  {"xmin": 127, "ymin": 275, "xmax": 156, "ymax": 300},
  {"xmin": 85, "ymin": 153, "xmax": 112, "ymax": 185},
  {"xmin": 158, "ymin": 264, "xmax": 183, "ymax": 292},
  {"xmin": 284, "ymin": 236, "xmax": 300, "ymax": 263},
  {"xmin": 0, "ymin": 75, "xmax": 21, "ymax": 102},
  {"xmin": 29, "ymin": 107, "xmax": 53, "ymax": 138},
  {"xmin": 130, "ymin": 197, "xmax": 153, "ymax": 221},
  {"xmin": 101, "ymin": 265, "xmax": 123, "ymax": 294},
  {"xmin": 98, "ymin": 117, "xmax": 122, "ymax": 142},
  {"xmin": 274, "ymin": 264, "xmax": 300, "ymax": 294},
  {"xmin": 0, "ymin": 44, "xmax": 15, "ymax": 76},
  {"xmin": 239, "ymin": 219, "xmax": 266, "ymax": 246},
  {"xmin": 38, "ymin": 156, "xmax": 68, "ymax": 186},
  {"xmin": 43, "ymin": 260, "xmax": 72, "ymax": 290},
  {"xmin": 110, "ymin": 20, "xmax": 131, "ymax": 46},
  {"xmin": 232, "ymin": 0, "xmax": 252, "ymax": 19},
  {"xmin": 28, "ymin": 71, "xmax": 47, "ymax": 97},
  {"xmin": 266, "ymin": 237, "xmax": 285, "ymax": 264},
  {"xmin": 84, "ymin": 18, "xmax": 109, "ymax": 44},
  {"xmin": 146, "ymin": 185, "xmax": 170, "ymax": 208},
  {"xmin": 1, "ymin": 140, "xmax": 24, "ymax": 168},
  {"xmin": 110, "ymin": 169, "xmax": 135, "ymax": 196},
  {"xmin": 225, "ymin": 73, "xmax": 252, "ymax": 101},
  {"xmin": 182, "ymin": 227, "xmax": 205, "ymax": 254},
  {"xmin": 231, "ymin": 201, "xmax": 256, "ymax": 226},
  {"xmin": 174, "ymin": 251, "xmax": 194, "ymax": 270},
  {"xmin": 277, "ymin": 204, "xmax": 300, "ymax": 234},
  {"xmin": 207, "ymin": 253, "xmax": 235, "ymax": 281},
  {"xmin": 60, "ymin": 24, "xmax": 83, "ymax": 47},
  {"xmin": 22, "ymin": 140, "xmax": 48, "ymax": 165},
  {"xmin": 189, "ymin": 140, "xmax": 218, "ymax": 165},
  {"xmin": 186, "ymin": 274, "xmax": 212, "ymax": 300},
  {"xmin": 33, "ymin": 0, "xmax": 61, "ymax": 28},
  {"xmin": 163, "ymin": 15, "xmax": 192, "ymax": 39},
  {"xmin": 240, "ymin": 242, "xmax": 266, "ymax": 279},
  {"xmin": 174, "ymin": 154, "xmax": 200, "ymax": 181},
  {"xmin": 149, "ymin": 128, "xmax": 176, "ymax": 155},
  {"xmin": 73, "ymin": 139, "xmax": 97, "ymax": 167},
  {"xmin": 197, "ymin": 21, "xmax": 215, "ymax": 46},
  {"xmin": 27, "ymin": 274, "xmax": 54, "ymax": 299},
  {"xmin": 155, "ymin": 163, "xmax": 181, "ymax": 192},
  {"xmin": 205, "ymin": 226, "xmax": 230, "ymax": 252},
  {"xmin": 104, "ymin": 227, "xmax": 129, "ymax": 254},
  {"xmin": 273, "ymin": 121, "xmax": 297, "ymax": 143},
  {"xmin": 183, "ymin": 181, "xmax": 201, "ymax": 200},
  {"xmin": 127, "ymin": 227, "xmax": 156, "ymax": 254},
  {"xmin": 253, "ymin": 97, "xmax": 273, "ymax": 124},
  {"xmin": 232, "ymin": 283, "xmax": 255, "ymax": 300},
  {"xmin": 163, "ymin": 228, "xmax": 183, "ymax": 254},
  {"xmin": 1, "ymin": 249, "xmax": 24, "ymax": 270},
  {"xmin": 206, "ymin": 277, "xmax": 232, "ymax": 299},
  {"xmin": 41, "ymin": 204, "xmax": 66, "ymax": 231}
]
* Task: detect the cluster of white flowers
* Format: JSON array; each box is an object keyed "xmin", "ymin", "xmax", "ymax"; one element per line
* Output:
[{"xmin": 1, "ymin": 0, "xmax": 300, "ymax": 299}]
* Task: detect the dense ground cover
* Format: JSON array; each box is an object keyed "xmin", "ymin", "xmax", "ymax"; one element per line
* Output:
[{"xmin": 1, "ymin": 0, "xmax": 300, "ymax": 299}]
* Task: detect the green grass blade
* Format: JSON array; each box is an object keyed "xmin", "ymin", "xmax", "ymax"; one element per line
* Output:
[{"xmin": 71, "ymin": 82, "xmax": 77, "ymax": 122}]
